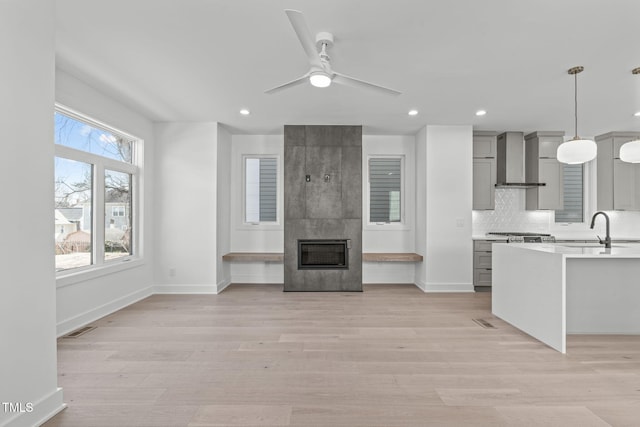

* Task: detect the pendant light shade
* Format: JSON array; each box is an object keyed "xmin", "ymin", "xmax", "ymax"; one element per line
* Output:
[
  {"xmin": 557, "ymin": 66, "xmax": 597, "ymax": 164},
  {"xmin": 620, "ymin": 67, "xmax": 640, "ymax": 163},
  {"xmin": 619, "ymin": 139, "xmax": 640, "ymax": 163},
  {"xmin": 557, "ymin": 137, "xmax": 597, "ymax": 164}
]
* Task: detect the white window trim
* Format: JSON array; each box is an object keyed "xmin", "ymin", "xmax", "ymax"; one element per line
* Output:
[
  {"xmin": 239, "ymin": 154, "xmax": 282, "ymax": 229},
  {"xmin": 365, "ymin": 154, "xmax": 409, "ymax": 230},
  {"xmin": 551, "ymin": 160, "xmax": 596, "ymax": 230},
  {"xmin": 54, "ymin": 104, "xmax": 142, "ymax": 282}
]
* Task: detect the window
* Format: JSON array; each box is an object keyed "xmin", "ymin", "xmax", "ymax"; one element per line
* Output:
[
  {"xmin": 555, "ymin": 163, "xmax": 584, "ymax": 223},
  {"xmin": 112, "ymin": 206, "xmax": 125, "ymax": 217},
  {"xmin": 244, "ymin": 156, "xmax": 277, "ymax": 223},
  {"xmin": 368, "ymin": 157, "xmax": 404, "ymax": 224},
  {"xmin": 54, "ymin": 106, "xmax": 140, "ymax": 273}
]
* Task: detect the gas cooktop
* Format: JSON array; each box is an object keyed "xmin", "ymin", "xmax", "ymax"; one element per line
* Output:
[{"xmin": 486, "ymin": 232, "xmax": 552, "ymax": 237}]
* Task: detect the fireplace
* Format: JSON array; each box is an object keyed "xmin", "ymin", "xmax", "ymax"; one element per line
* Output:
[{"xmin": 298, "ymin": 239, "xmax": 349, "ymax": 270}]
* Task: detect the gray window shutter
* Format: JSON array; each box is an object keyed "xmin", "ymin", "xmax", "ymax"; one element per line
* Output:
[
  {"xmin": 555, "ymin": 164, "xmax": 583, "ymax": 223},
  {"xmin": 259, "ymin": 158, "xmax": 277, "ymax": 222},
  {"xmin": 369, "ymin": 158, "xmax": 402, "ymax": 223}
]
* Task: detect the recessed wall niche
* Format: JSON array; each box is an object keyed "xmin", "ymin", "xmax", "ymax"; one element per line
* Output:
[{"xmin": 283, "ymin": 125, "xmax": 363, "ymax": 291}]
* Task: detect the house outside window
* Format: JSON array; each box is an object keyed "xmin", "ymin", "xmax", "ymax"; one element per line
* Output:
[
  {"xmin": 54, "ymin": 106, "xmax": 140, "ymax": 273},
  {"xmin": 555, "ymin": 163, "xmax": 584, "ymax": 223},
  {"xmin": 368, "ymin": 156, "xmax": 404, "ymax": 224},
  {"xmin": 244, "ymin": 156, "xmax": 278, "ymax": 224}
]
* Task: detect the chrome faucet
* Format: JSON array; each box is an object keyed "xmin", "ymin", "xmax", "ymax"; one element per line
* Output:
[{"xmin": 590, "ymin": 211, "xmax": 611, "ymax": 249}]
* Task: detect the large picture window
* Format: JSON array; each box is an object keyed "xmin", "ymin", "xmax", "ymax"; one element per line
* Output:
[
  {"xmin": 244, "ymin": 156, "xmax": 278, "ymax": 224},
  {"xmin": 555, "ymin": 163, "xmax": 584, "ymax": 223},
  {"xmin": 54, "ymin": 106, "xmax": 140, "ymax": 273},
  {"xmin": 368, "ymin": 157, "xmax": 404, "ymax": 224}
]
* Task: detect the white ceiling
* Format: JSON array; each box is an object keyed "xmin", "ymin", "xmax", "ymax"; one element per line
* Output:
[{"xmin": 56, "ymin": 0, "xmax": 640, "ymax": 136}]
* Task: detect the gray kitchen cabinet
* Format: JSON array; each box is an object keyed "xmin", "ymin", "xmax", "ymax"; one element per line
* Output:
[
  {"xmin": 525, "ymin": 131, "xmax": 564, "ymax": 210},
  {"xmin": 596, "ymin": 132, "xmax": 640, "ymax": 211},
  {"xmin": 473, "ymin": 132, "xmax": 497, "ymax": 210},
  {"xmin": 473, "ymin": 240, "xmax": 499, "ymax": 288}
]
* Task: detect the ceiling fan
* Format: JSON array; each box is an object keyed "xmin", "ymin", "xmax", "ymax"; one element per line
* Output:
[{"xmin": 265, "ymin": 9, "xmax": 401, "ymax": 96}]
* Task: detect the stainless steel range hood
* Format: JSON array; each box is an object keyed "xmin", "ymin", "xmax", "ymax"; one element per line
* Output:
[{"xmin": 495, "ymin": 132, "xmax": 545, "ymax": 188}]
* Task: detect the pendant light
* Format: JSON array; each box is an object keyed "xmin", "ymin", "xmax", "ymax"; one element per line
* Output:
[
  {"xmin": 557, "ymin": 66, "xmax": 597, "ymax": 164},
  {"xmin": 619, "ymin": 67, "xmax": 640, "ymax": 163}
]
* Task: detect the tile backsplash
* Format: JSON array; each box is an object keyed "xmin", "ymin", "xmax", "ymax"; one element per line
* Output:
[{"xmin": 473, "ymin": 188, "xmax": 551, "ymax": 235}]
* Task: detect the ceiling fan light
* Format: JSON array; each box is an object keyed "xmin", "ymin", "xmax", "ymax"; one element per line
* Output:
[
  {"xmin": 557, "ymin": 138, "xmax": 597, "ymax": 164},
  {"xmin": 620, "ymin": 140, "xmax": 640, "ymax": 163},
  {"xmin": 309, "ymin": 72, "xmax": 331, "ymax": 88}
]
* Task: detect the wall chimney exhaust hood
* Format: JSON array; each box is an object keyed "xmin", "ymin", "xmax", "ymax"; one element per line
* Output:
[{"xmin": 495, "ymin": 132, "xmax": 546, "ymax": 188}]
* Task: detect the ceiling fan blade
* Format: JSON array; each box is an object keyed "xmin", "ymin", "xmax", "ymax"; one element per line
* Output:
[
  {"xmin": 285, "ymin": 9, "xmax": 323, "ymax": 69},
  {"xmin": 333, "ymin": 72, "xmax": 401, "ymax": 96},
  {"xmin": 265, "ymin": 73, "xmax": 310, "ymax": 94}
]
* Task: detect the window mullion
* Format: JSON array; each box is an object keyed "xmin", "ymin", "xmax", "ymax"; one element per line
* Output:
[{"xmin": 94, "ymin": 162, "xmax": 106, "ymax": 265}]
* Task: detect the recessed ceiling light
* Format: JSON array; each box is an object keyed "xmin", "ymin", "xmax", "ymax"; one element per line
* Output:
[
  {"xmin": 240, "ymin": 109, "xmax": 250, "ymax": 115},
  {"xmin": 475, "ymin": 110, "xmax": 487, "ymax": 116},
  {"xmin": 408, "ymin": 109, "xmax": 418, "ymax": 116},
  {"xmin": 634, "ymin": 111, "xmax": 640, "ymax": 117}
]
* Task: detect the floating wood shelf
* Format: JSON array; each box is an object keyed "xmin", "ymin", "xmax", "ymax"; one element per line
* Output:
[
  {"xmin": 362, "ymin": 253, "xmax": 423, "ymax": 262},
  {"xmin": 222, "ymin": 252, "xmax": 423, "ymax": 263},
  {"xmin": 222, "ymin": 252, "xmax": 284, "ymax": 262}
]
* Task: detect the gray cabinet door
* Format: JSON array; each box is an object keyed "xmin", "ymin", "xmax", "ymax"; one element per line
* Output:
[
  {"xmin": 473, "ymin": 158, "xmax": 496, "ymax": 210},
  {"xmin": 538, "ymin": 158, "xmax": 564, "ymax": 210},
  {"xmin": 613, "ymin": 160, "xmax": 640, "ymax": 210},
  {"xmin": 473, "ymin": 136, "xmax": 497, "ymax": 158}
]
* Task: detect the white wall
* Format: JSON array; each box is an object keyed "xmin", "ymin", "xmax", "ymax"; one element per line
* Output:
[
  {"xmin": 415, "ymin": 127, "xmax": 428, "ymax": 288},
  {"xmin": 54, "ymin": 70, "xmax": 156, "ymax": 336},
  {"xmin": 228, "ymin": 135, "xmax": 285, "ymax": 283},
  {"xmin": 416, "ymin": 126, "xmax": 474, "ymax": 292},
  {"xmin": 362, "ymin": 135, "xmax": 416, "ymax": 283},
  {"xmin": 216, "ymin": 126, "xmax": 232, "ymax": 290},
  {"xmin": 0, "ymin": 1, "xmax": 64, "ymax": 426},
  {"xmin": 154, "ymin": 122, "xmax": 219, "ymax": 292}
]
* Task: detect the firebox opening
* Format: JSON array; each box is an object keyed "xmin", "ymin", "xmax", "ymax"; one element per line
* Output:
[{"xmin": 298, "ymin": 239, "xmax": 349, "ymax": 270}]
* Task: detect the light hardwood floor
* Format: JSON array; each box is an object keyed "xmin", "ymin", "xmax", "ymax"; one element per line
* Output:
[{"xmin": 44, "ymin": 284, "xmax": 640, "ymax": 426}]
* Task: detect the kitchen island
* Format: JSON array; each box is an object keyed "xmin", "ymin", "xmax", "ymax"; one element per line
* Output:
[{"xmin": 492, "ymin": 242, "xmax": 640, "ymax": 353}]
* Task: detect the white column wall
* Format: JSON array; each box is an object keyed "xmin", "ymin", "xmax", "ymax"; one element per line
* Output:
[
  {"xmin": 0, "ymin": 1, "xmax": 64, "ymax": 425},
  {"xmin": 216, "ymin": 125, "xmax": 232, "ymax": 291},
  {"xmin": 416, "ymin": 126, "xmax": 474, "ymax": 292},
  {"xmin": 414, "ymin": 126, "xmax": 428, "ymax": 288},
  {"xmin": 154, "ymin": 122, "xmax": 218, "ymax": 292}
]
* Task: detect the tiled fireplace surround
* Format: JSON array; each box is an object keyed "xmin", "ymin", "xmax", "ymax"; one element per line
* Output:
[{"xmin": 283, "ymin": 125, "xmax": 363, "ymax": 291}]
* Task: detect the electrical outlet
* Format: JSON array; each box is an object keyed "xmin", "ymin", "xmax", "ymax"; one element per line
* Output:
[
  {"xmin": 456, "ymin": 218, "xmax": 464, "ymax": 228},
  {"xmin": 169, "ymin": 268, "xmax": 176, "ymax": 277}
]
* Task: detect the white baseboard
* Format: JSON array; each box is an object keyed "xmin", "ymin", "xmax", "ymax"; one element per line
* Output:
[
  {"xmin": 2, "ymin": 387, "xmax": 65, "ymax": 427},
  {"xmin": 153, "ymin": 284, "xmax": 218, "ymax": 294},
  {"xmin": 217, "ymin": 277, "xmax": 231, "ymax": 293},
  {"xmin": 415, "ymin": 280, "xmax": 474, "ymax": 293},
  {"xmin": 230, "ymin": 274, "xmax": 284, "ymax": 284},
  {"xmin": 56, "ymin": 286, "xmax": 153, "ymax": 337}
]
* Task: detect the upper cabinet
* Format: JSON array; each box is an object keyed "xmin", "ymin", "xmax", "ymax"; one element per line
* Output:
[
  {"xmin": 473, "ymin": 131, "xmax": 497, "ymax": 210},
  {"xmin": 525, "ymin": 131, "xmax": 564, "ymax": 210},
  {"xmin": 596, "ymin": 132, "xmax": 640, "ymax": 211}
]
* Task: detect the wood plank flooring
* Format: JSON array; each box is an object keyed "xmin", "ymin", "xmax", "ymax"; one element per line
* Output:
[{"xmin": 44, "ymin": 284, "xmax": 640, "ymax": 426}]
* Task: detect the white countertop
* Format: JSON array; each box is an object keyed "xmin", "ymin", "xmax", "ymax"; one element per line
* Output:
[
  {"xmin": 494, "ymin": 242, "xmax": 640, "ymax": 258},
  {"xmin": 473, "ymin": 235, "xmax": 640, "ymax": 241}
]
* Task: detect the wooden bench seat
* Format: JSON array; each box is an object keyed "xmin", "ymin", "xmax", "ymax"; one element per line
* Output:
[{"xmin": 222, "ymin": 252, "xmax": 423, "ymax": 262}]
